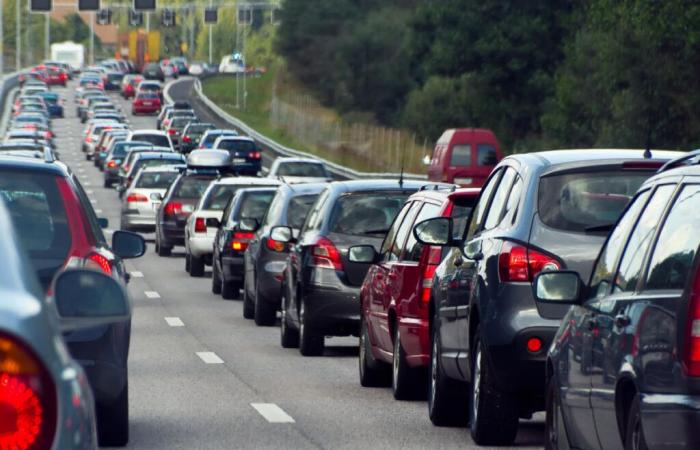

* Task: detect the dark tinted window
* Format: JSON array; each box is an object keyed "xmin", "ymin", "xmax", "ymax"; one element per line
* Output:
[
  {"xmin": 112, "ymin": 142, "xmax": 144, "ymax": 158},
  {"xmin": 450, "ymin": 144, "xmax": 471, "ymax": 166},
  {"xmin": 237, "ymin": 192, "xmax": 276, "ymax": 221},
  {"xmin": 217, "ymin": 140, "xmax": 256, "ymax": 152},
  {"xmin": 277, "ymin": 162, "xmax": 327, "ymax": 178},
  {"xmin": 329, "ymin": 192, "xmax": 409, "ymax": 237},
  {"xmin": 303, "ymin": 189, "xmax": 330, "ymax": 232},
  {"xmin": 173, "ymin": 177, "xmax": 211, "ymax": 199},
  {"xmin": 136, "ymin": 134, "xmax": 170, "ymax": 147},
  {"xmin": 136, "ymin": 172, "xmax": 179, "ymax": 189},
  {"xmin": 203, "ymin": 133, "xmax": 233, "ymax": 145},
  {"xmin": 380, "ymin": 202, "xmax": 412, "ymax": 256},
  {"xmin": 484, "ymin": 168, "xmax": 516, "ymax": 230},
  {"xmin": 171, "ymin": 118, "xmax": 192, "ymax": 128},
  {"xmin": 388, "ymin": 202, "xmax": 421, "ymax": 262},
  {"xmin": 646, "ymin": 184, "xmax": 700, "ymax": 290},
  {"xmin": 404, "ymin": 203, "xmax": 441, "ymax": 262},
  {"xmin": 466, "ymin": 169, "xmax": 501, "ymax": 238},
  {"xmin": 539, "ymin": 171, "xmax": 650, "ymax": 233},
  {"xmin": 203, "ymin": 185, "xmax": 240, "ymax": 210},
  {"xmin": 286, "ymin": 194, "xmax": 319, "ymax": 229},
  {"xmin": 451, "ymin": 197, "xmax": 477, "ymax": 239},
  {"xmin": 186, "ymin": 124, "xmax": 214, "ymax": 134},
  {"xmin": 477, "ymin": 144, "xmax": 498, "ymax": 166},
  {"xmin": 613, "ymin": 185, "xmax": 674, "ymax": 293}
]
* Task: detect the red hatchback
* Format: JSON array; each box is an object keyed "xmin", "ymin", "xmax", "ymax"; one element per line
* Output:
[
  {"xmin": 46, "ymin": 67, "xmax": 68, "ymax": 86},
  {"xmin": 132, "ymin": 92, "xmax": 161, "ymax": 115},
  {"xmin": 357, "ymin": 187, "xmax": 480, "ymax": 399}
]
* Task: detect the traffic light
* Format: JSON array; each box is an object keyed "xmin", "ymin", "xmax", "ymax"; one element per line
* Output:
[
  {"xmin": 133, "ymin": 0, "xmax": 155, "ymax": 11},
  {"xmin": 30, "ymin": 0, "xmax": 51, "ymax": 12},
  {"xmin": 78, "ymin": 0, "xmax": 99, "ymax": 11},
  {"xmin": 204, "ymin": 7, "xmax": 217, "ymax": 24},
  {"xmin": 128, "ymin": 8, "xmax": 144, "ymax": 26},
  {"xmin": 96, "ymin": 8, "xmax": 112, "ymax": 25},
  {"xmin": 161, "ymin": 9, "xmax": 175, "ymax": 27}
]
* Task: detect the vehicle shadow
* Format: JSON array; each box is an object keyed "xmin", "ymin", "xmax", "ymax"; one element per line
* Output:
[
  {"xmin": 323, "ymin": 346, "xmax": 359, "ymax": 358},
  {"xmin": 513, "ymin": 417, "xmax": 545, "ymax": 447}
]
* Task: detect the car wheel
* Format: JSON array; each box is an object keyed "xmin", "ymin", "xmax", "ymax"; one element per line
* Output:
[
  {"xmin": 190, "ymin": 254, "xmax": 205, "ymax": 277},
  {"xmin": 392, "ymin": 325, "xmax": 426, "ymax": 400},
  {"xmin": 254, "ymin": 279, "xmax": 277, "ymax": 326},
  {"xmin": 299, "ymin": 300, "xmax": 324, "ymax": 356},
  {"xmin": 222, "ymin": 279, "xmax": 239, "ymax": 300},
  {"xmin": 242, "ymin": 279, "xmax": 254, "ymax": 318},
  {"xmin": 103, "ymin": 178, "xmax": 111, "ymax": 188},
  {"xmin": 185, "ymin": 252, "xmax": 191, "ymax": 273},
  {"xmin": 96, "ymin": 381, "xmax": 129, "ymax": 447},
  {"xmin": 625, "ymin": 395, "xmax": 648, "ymax": 450},
  {"xmin": 280, "ymin": 291, "xmax": 299, "ymax": 348},
  {"xmin": 157, "ymin": 239, "xmax": 172, "ymax": 257},
  {"xmin": 545, "ymin": 374, "xmax": 568, "ymax": 450},
  {"xmin": 470, "ymin": 327, "xmax": 519, "ymax": 445},
  {"xmin": 428, "ymin": 321, "xmax": 468, "ymax": 426},
  {"xmin": 212, "ymin": 260, "xmax": 222, "ymax": 294},
  {"xmin": 359, "ymin": 315, "xmax": 390, "ymax": 387}
]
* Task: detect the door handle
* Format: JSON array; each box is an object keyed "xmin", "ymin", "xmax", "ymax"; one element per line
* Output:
[
  {"xmin": 587, "ymin": 318, "xmax": 599, "ymax": 331},
  {"xmin": 614, "ymin": 315, "xmax": 631, "ymax": 328}
]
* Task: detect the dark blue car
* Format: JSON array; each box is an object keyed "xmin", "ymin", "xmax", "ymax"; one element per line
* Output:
[
  {"xmin": 212, "ymin": 136, "xmax": 262, "ymax": 176},
  {"xmin": 39, "ymin": 92, "xmax": 64, "ymax": 117}
]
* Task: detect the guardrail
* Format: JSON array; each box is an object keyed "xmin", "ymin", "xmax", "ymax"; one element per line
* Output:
[
  {"xmin": 0, "ymin": 71, "xmax": 24, "ymax": 131},
  {"xmin": 166, "ymin": 76, "xmax": 427, "ymax": 181}
]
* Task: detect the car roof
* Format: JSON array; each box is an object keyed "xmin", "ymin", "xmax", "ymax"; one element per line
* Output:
[
  {"xmin": 278, "ymin": 182, "xmax": 328, "ymax": 195},
  {"xmin": 328, "ymin": 179, "xmax": 448, "ymax": 193},
  {"xmin": 131, "ymin": 130, "xmax": 168, "ymax": 136},
  {"xmin": 0, "ymin": 154, "xmax": 69, "ymax": 176},
  {"xmin": 508, "ymin": 149, "xmax": 684, "ymax": 168},
  {"xmin": 275, "ymin": 157, "xmax": 324, "ymax": 164},
  {"xmin": 140, "ymin": 164, "xmax": 186, "ymax": 173},
  {"xmin": 211, "ymin": 177, "xmax": 281, "ymax": 186},
  {"xmin": 215, "ymin": 136, "xmax": 254, "ymax": 142}
]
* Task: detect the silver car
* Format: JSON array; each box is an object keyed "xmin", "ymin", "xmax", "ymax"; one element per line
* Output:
[{"xmin": 120, "ymin": 165, "xmax": 184, "ymax": 232}]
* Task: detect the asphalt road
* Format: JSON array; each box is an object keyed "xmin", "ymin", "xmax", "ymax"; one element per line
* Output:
[{"xmin": 49, "ymin": 80, "xmax": 545, "ymax": 449}]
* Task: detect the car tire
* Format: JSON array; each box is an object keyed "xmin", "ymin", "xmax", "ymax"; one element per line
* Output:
[
  {"xmin": 242, "ymin": 280, "xmax": 254, "ymax": 318},
  {"xmin": 185, "ymin": 253, "xmax": 191, "ymax": 273},
  {"xmin": 103, "ymin": 179, "xmax": 111, "ymax": 188},
  {"xmin": 392, "ymin": 325, "xmax": 426, "ymax": 400},
  {"xmin": 359, "ymin": 315, "xmax": 390, "ymax": 387},
  {"xmin": 428, "ymin": 321, "xmax": 468, "ymax": 426},
  {"xmin": 254, "ymin": 280, "xmax": 277, "ymax": 326},
  {"xmin": 190, "ymin": 254, "xmax": 205, "ymax": 277},
  {"xmin": 157, "ymin": 239, "xmax": 172, "ymax": 257},
  {"xmin": 222, "ymin": 279, "xmax": 239, "ymax": 300},
  {"xmin": 299, "ymin": 300, "xmax": 324, "ymax": 356},
  {"xmin": 624, "ymin": 394, "xmax": 648, "ymax": 450},
  {"xmin": 85, "ymin": 153, "xmax": 91, "ymax": 161},
  {"xmin": 470, "ymin": 327, "xmax": 519, "ymax": 445},
  {"xmin": 280, "ymin": 291, "xmax": 299, "ymax": 348},
  {"xmin": 545, "ymin": 374, "xmax": 568, "ymax": 450},
  {"xmin": 96, "ymin": 381, "xmax": 129, "ymax": 447},
  {"xmin": 212, "ymin": 261, "xmax": 222, "ymax": 294}
]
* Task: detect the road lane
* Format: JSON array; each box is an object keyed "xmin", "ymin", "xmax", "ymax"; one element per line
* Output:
[{"xmin": 49, "ymin": 81, "xmax": 544, "ymax": 449}]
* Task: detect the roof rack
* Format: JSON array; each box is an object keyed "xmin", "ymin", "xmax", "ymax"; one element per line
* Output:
[
  {"xmin": 657, "ymin": 149, "xmax": 700, "ymax": 173},
  {"xmin": 418, "ymin": 183, "xmax": 457, "ymax": 192},
  {"xmin": 44, "ymin": 147, "xmax": 54, "ymax": 163}
]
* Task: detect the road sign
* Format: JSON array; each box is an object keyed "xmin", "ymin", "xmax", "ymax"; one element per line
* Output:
[
  {"xmin": 30, "ymin": 0, "xmax": 51, "ymax": 12},
  {"xmin": 204, "ymin": 7, "xmax": 217, "ymax": 24},
  {"xmin": 78, "ymin": 0, "xmax": 99, "ymax": 11},
  {"xmin": 134, "ymin": 0, "xmax": 155, "ymax": 12}
]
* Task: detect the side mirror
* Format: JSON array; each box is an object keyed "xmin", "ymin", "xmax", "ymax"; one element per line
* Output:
[
  {"xmin": 348, "ymin": 245, "xmax": 378, "ymax": 264},
  {"xmin": 53, "ymin": 269, "xmax": 130, "ymax": 330},
  {"xmin": 206, "ymin": 217, "xmax": 221, "ymax": 228},
  {"xmin": 112, "ymin": 230, "xmax": 146, "ymax": 259},
  {"xmin": 422, "ymin": 154, "xmax": 432, "ymax": 166},
  {"xmin": 238, "ymin": 218, "xmax": 259, "ymax": 232},
  {"xmin": 98, "ymin": 217, "xmax": 109, "ymax": 229},
  {"xmin": 533, "ymin": 271, "xmax": 583, "ymax": 304},
  {"xmin": 413, "ymin": 217, "xmax": 454, "ymax": 246},
  {"xmin": 270, "ymin": 225, "xmax": 293, "ymax": 243},
  {"xmin": 150, "ymin": 192, "xmax": 163, "ymax": 201}
]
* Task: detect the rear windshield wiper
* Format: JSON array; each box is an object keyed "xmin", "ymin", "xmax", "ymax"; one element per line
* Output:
[{"xmin": 585, "ymin": 224, "xmax": 615, "ymax": 233}]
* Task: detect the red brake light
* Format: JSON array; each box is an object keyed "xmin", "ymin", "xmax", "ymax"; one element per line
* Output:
[
  {"xmin": 107, "ymin": 160, "xmax": 117, "ymax": 168},
  {"xmin": 498, "ymin": 241, "xmax": 560, "ymax": 282},
  {"xmin": 168, "ymin": 128, "xmax": 176, "ymax": 135},
  {"xmin": 311, "ymin": 237, "xmax": 343, "ymax": 270},
  {"xmin": 683, "ymin": 267, "xmax": 700, "ymax": 377},
  {"xmin": 164, "ymin": 202, "xmax": 182, "ymax": 216},
  {"xmin": 232, "ymin": 231, "xmax": 255, "ymax": 251},
  {"xmin": 265, "ymin": 237, "xmax": 286, "ymax": 253},
  {"xmin": 127, "ymin": 193, "xmax": 148, "ymax": 203},
  {"xmin": 526, "ymin": 337, "xmax": 543, "ymax": 353},
  {"xmin": 86, "ymin": 252, "xmax": 112, "ymax": 274},
  {"xmin": 194, "ymin": 217, "xmax": 207, "ymax": 233},
  {"xmin": 250, "ymin": 151, "xmax": 261, "ymax": 159},
  {"xmin": 421, "ymin": 246, "xmax": 443, "ymax": 304},
  {"xmin": 182, "ymin": 136, "xmax": 191, "ymax": 142}
]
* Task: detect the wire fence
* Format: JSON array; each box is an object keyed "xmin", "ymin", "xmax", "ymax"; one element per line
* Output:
[{"xmin": 270, "ymin": 92, "xmax": 430, "ymax": 174}]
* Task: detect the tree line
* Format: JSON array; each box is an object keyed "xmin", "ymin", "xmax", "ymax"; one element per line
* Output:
[{"xmin": 276, "ymin": 0, "xmax": 700, "ymax": 152}]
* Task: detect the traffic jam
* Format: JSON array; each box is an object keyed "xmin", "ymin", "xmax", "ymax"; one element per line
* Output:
[{"xmin": 1, "ymin": 58, "xmax": 699, "ymax": 450}]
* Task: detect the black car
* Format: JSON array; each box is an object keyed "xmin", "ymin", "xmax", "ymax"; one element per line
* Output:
[
  {"xmin": 243, "ymin": 183, "xmax": 326, "ymax": 325},
  {"xmin": 105, "ymin": 71, "xmax": 124, "ymax": 90},
  {"xmin": 275, "ymin": 179, "xmax": 441, "ymax": 356},
  {"xmin": 180, "ymin": 122, "xmax": 216, "ymax": 153},
  {"xmin": 103, "ymin": 140, "xmax": 153, "ymax": 187},
  {"xmin": 412, "ymin": 149, "xmax": 683, "ymax": 445},
  {"xmin": 142, "ymin": 62, "xmax": 165, "ymax": 82},
  {"xmin": 537, "ymin": 152, "xmax": 700, "ymax": 450}
]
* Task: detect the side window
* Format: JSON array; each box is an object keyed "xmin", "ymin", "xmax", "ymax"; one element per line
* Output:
[
  {"xmin": 477, "ymin": 144, "xmax": 498, "ymax": 166},
  {"xmin": 222, "ymin": 195, "xmax": 237, "ymax": 228},
  {"xmin": 302, "ymin": 189, "xmax": 329, "ymax": 233},
  {"xmin": 613, "ymin": 185, "xmax": 675, "ymax": 293},
  {"xmin": 646, "ymin": 184, "xmax": 700, "ymax": 290},
  {"xmin": 450, "ymin": 145, "xmax": 472, "ymax": 167},
  {"xmin": 404, "ymin": 203, "xmax": 441, "ymax": 262},
  {"xmin": 499, "ymin": 175, "xmax": 523, "ymax": 227},
  {"xmin": 483, "ymin": 168, "xmax": 516, "ymax": 230},
  {"xmin": 465, "ymin": 169, "xmax": 502, "ymax": 239},
  {"xmin": 589, "ymin": 190, "xmax": 650, "ymax": 299},
  {"xmin": 380, "ymin": 202, "xmax": 413, "ymax": 258},
  {"xmin": 387, "ymin": 202, "xmax": 421, "ymax": 262}
]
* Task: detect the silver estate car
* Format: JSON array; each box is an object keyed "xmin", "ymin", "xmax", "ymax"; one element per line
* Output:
[{"xmin": 120, "ymin": 164, "xmax": 184, "ymax": 232}]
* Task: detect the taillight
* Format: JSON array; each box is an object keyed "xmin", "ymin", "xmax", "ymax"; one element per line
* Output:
[
  {"xmin": 85, "ymin": 252, "xmax": 112, "ymax": 274},
  {"xmin": 265, "ymin": 237, "xmax": 286, "ymax": 253},
  {"xmin": 250, "ymin": 151, "xmax": 261, "ymax": 159},
  {"xmin": 498, "ymin": 241, "xmax": 560, "ymax": 282},
  {"xmin": 107, "ymin": 160, "xmax": 118, "ymax": 168},
  {"xmin": 182, "ymin": 136, "xmax": 191, "ymax": 142},
  {"xmin": 421, "ymin": 246, "xmax": 442, "ymax": 304},
  {"xmin": 231, "ymin": 231, "xmax": 255, "ymax": 252},
  {"xmin": 0, "ymin": 332, "xmax": 57, "ymax": 450},
  {"xmin": 168, "ymin": 128, "xmax": 176, "ymax": 135},
  {"xmin": 163, "ymin": 202, "xmax": 182, "ymax": 216},
  {"xmin": 311, "ymin": 237, "xmax": 343, "ymax": 270},
  {"xmin": 127, "ymin": 193, "xmax": 148, "ymax": 203},
  {"xmin": 194, "ymin": 217, "xmax": 207, "ymax": 233},
  {"xmin": 683, "ymin": 267, "xmax": 700, "ymax": 377}
]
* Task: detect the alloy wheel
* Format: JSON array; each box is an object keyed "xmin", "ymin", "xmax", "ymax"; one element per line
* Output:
[{"xmin": 472, "ymin": 346, "xmax": 482, "ymax": 426}]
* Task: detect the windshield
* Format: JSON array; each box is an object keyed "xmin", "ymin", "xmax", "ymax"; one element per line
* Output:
[{"xmin": 329, "ymin": 192, "xmax": 410, "ymax": 236}]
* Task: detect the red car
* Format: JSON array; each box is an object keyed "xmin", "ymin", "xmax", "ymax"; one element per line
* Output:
[
  {"xmin": 358, "ymin": 187, "xmax": 480, "ymax": 399},
  {"xmin": 132, "ymin": 92, "xmax": 161, "ymax": 115},
  {"xmin": 46, "ymin": 67, "xmax": 68, "ymax": 86},
  {"xmin": 121, "ymin": 75, "xmax": 143, "ymax": 99},
  {"xmin": 426, "ymin": 128, "xmax": 503, "ymax": 187}
]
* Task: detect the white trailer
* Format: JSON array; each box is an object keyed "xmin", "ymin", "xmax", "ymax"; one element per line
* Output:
[{"xmin": 50, "ymin": 41, "xmax": 85, "ymax": 72}]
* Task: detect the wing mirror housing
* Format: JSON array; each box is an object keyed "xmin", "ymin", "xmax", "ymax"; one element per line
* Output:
[
  {"xmin": 413, "ymin": 217, "xmax": 460, "ymax": 247},
  {"xmin": 348, "ymin": 245, "xmax": 378, "ymax": 264},
  {"xmin": 97, "ymin": 217, "xmax": 109, "ymax": 229},
  {"xmin": 533, "ymin": 271, "xmax": 583, "ymax": 305},
  {"xmin": 237, "ymin": 218, "xmax": 260, "ymax": 232},
  {"xmin": 150, "ymin": 192, "xmax": 163, "ymax": 201},
  {"xmin": 206, "ymin": 217, "xmax": 221, "ymax": 228},
  {"xmin": 112, "ymin": 230, "xmax": 146, "ymax": 259},
  {"xmin": 270, "ymin": 225, "xmax": 294, "ymax": 244}
]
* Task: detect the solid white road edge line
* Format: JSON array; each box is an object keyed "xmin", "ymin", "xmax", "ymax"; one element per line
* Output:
[
  {"xmin": 196, "ymin": 352, "xmax": 224, "ymax": 364},
  {"xmin": 164, "ymin": 317, "xmax": 185, "ymax": 327},
  {"xmin": 144, "ymin": 291, "xmax": 161, "ymax": 299},
  {"xmin": 250, "ymin": 403, "xmax": 296, "ymax": 423}
]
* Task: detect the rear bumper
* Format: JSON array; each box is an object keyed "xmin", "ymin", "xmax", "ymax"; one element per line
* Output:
[
  {"xmin": 122, "ymin": 211, "xmax": 156, "ymax": 229},
  {"xmin": 304, "ymin": 283, "xmax": 361, "ymax": 337},
  {"xmin": 188, "ymin": 236, "xmax": 214, "ymax": 258},
  {"xmin": 104, "ymin": 168, "xmax": 120, "ymax": 182},
  {"xmin": 160, "ymin": 223, "xmax": 185, "ymax": 245},
  {"xmin": 133, "ymin": 105, "xmax": 160, "ymax": 114},
  {"xmin": 641, "ymin": 394, "xmax": 700, "ymax": 448},
  {"xmin": 233, "ymin": 162, "xmax": 261, "ymax": 175},
  {"xmin": 222, "ymin": 255, "xmax": 245, "ymax": 282}
]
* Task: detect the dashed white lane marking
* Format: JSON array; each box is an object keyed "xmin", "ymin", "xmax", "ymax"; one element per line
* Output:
[
  {"xmin": 90, "ymin": 199, "xmax": 97, "ymax": 204},
  {"xmin": 251, "ymin": 403, "xmax": 295, "ymax": 423},
  {"xmin": 83, "ymin": 182, "xmax": 92, "ymax": 186},
  {"xmin": 130, "ymin": 271, "xmax": 143, "ymax": 278},
  {"xmin": 144, "ymin": 291, "xmax": 161, "ymax": 299},
  {"xmin": 164, "ymin": 317, "xmax": 185, "ymax": 327},
  {"xmin": 196, "ymin": 352, "xmax": 224, "ymax": 364},
  {"xmin": 86, "ymin": 190, "xmax": 94, "ymax": 194},
  {"xmin": 95, "ymin": 209, "xmax": 103, "ymax": 214}
]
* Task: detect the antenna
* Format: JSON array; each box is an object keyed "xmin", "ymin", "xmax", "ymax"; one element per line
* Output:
[{"xmin": 398, "ymin": 144, "xmax": 406, "ymax": 188}]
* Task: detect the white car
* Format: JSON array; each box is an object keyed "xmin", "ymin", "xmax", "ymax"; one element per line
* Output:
[
  {"xmin": 267, "ymin": 157, "xmax": 332, "ymax": 184},
  {"xmin": 184, "ymin": 177, "xmax": 281, "ymax": 276},
  {"xmin": 127, "ymin": 130, "xmax": 174, "ymax": 151},
  {"xmin": 219, "ymin": 55, "xmax": 245, "ymax": 74},
  {"xmin": 120, "ymin": 165, "xmax": 184, "ymax": 232}
]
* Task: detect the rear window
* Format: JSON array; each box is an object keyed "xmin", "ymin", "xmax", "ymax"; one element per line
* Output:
[
  {"xmin": 238, "ymin": 192, "xmax": 276, "ymax": 221},
  {"xmin": 287, "ymin": 194, "xmax": 319, "ymax": 229},
  {"xmin": 135, "ymin": 134, "xmax": 170, "ymax": 147},
  {"xmin": 136, "ymin": 172, "xmax": 179, "ymax": 189},
  {"xmin": 187, "ymin": 124, "xmax": 214, "ymax": 134},
  {"xmin": 133, "ymin": 157, "xmax": 183, "ymax": 173},
  {"xmin": 477, "ymin": 144, "xmax": 498, "ymax": 166},
  {"xmin": 203, "ymin": 133, "xmax": 229, "ymax": 145},
  {"xmin": 329, "ymin": 192, "xmax": 410, "ymax": 236},
  {"xmin": 450, "ymin": 145, "xmax": 471, "ymax": 166},
  {"xmin": 138, "ymin": 92, "xmax": 159, "ymax": 99},
  {"xmin": 172, "ymin": 118, "xmax": 191, "ymax": 127},
  {"xmin": 108, "ymin": 74, "xmax": 123, "ymax": 82},
  {"xmin": 539, "ymin": 171, "xmax": 650, "ymax": 232},
  {"xmin": 451, "ymin": 197, "xmax": 477, "ymax": 239},
  {"xmin": 203, "ymin": 185, "xmax": 241, "ymax": 210},
  {"xmin": 0, "ymin": 171, "xmax": 70, "ymax": 257},
  {"xmin": 277, "ymin": 162, "xmax": 327, "ymax": 178},
  {"xmin": 173, "ymin": 176, "xmax": 212, "ymax": 199},
  {"xmin": 217, "ymin": 140, "xmax": 256, "ymax": 152}
]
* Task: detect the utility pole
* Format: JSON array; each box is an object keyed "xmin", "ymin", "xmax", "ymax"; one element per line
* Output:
[
  {"xmin": 208, "ymin": 0, "xmax": 212, "ymax": 65},
  {"xmin": 45, "ymin": 14, "xmax": 50, "ymax": 61},
  {"xmin": 89, "ymin": 12, "xmax": 94, "ymax": 64},
  {"xmin": 242, "ymin": 6, "xmax": 247, "ymax": 111},
  {"xmin": 146, "ymin": 11, "xmax": 149, "ymax": 33},
  {"xmin": 16, "ymin": 0, "xmax": 21, "ymax": 69},
  {"xmin": 0, "ymin": 0, "xmax": 4, "ymax": 78}
]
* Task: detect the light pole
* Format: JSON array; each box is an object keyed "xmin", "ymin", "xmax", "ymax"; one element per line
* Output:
[
  {"xmin": 45, "ymin": 14, "xmax": 50, "ymax": 61},
  {"xmin": 0, "ymin": 0, "xmax": 4, "ymax": 78},
  {"xmin": 89, "ymin": 12, "xmax": 94, "ymax": 64},
  {"xmin": 16, "ymin": 0, "xmax": 21, "ymax": 69}
]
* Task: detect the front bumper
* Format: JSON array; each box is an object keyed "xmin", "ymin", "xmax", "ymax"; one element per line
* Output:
[{"xmin": 641, "ymin": 393, "xmax": 700, "ymax": 448}]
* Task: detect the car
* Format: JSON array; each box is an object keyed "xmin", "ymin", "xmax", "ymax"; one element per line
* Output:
[
  {"xmin": 127, "ymin": 130, "xmax": 173, "ymax": 150},
  {"xmin": 188, "ymin": 61, "xmax": 205, "ymax": 75},
  {"xmin": 356, "ymin": 187, "xmax": 479, "ymax": 399},
  {"xmin": 198, "ymin": 129, "xmax": 238, "ymax": 149},
  {"xmin": 179, "ymin": 122, "xmax": 216, "ymax": 153},
  {"xmin": 161, "ymin": 109, "xmax": 197, "ymax": 131},
  {"xmin": 5, "ymin": 130, "xmax": 53, "ymax": 148},
  {"xmin": 120, "ymin": 165, "xmax": 184, "ymax": 232},
  {"xmin": 537, "ymin": 152, "xmax": 700, "ymax": 450},
  {"xmin": 242, "ymin": 182, "xmax": 326, "ymax": 321},
  {"xmin": 142, "ymin": 62, "xmax": 165, "ymax": 82},
  {"xmin": 38, "ymin": 92, "xmax": 64, "ymax": 117},
  {"xmin": 426, "ymin": 128, "xmax": 503, "ymax": 187},
  {"xmin": 79, "ymin": 94, "xmax": 110, "ymax": 122},
  {"xmin": 275, "ymin": 179, "xmax": 445, "ymax": 356},
  {"xmin": 0, "ymin": 152, "xmax": 146, "ymax": 446},
  {"xmin": 155, "ymin": 150, "xmax": 233, "ymax": 256},
  {"xmin": 84, "ymin": 122, "xmax": 128, "ymax": 160},
  {"xmin": 268, "ymin": 157, "xmax": 332, "ymax": 184},
  {"xmin": 185, "ymin": 178, "xmax": 281, "ymax": 277},
  {"xmin": 117, "ymin": 151, "xmax": 185, "ymax": 196},
  {"xmin": 93, "ymin": 129, "xmax": 129, "ymax": 169},
  {"xmin": 45, "ymin": 65, "xmax": 68, "ymax": 86},
  {"xmin": 103, "ymin": 140, "xmax": 154, "ymax": 187},
  {"xmin": 212, "ymin": 135, "xmax": 262, "ymax": 175},
  {"xmin": 412, "ymin": 149, "xmax": 683, "ymax": 444},
  {"xmin": 132, "ymin": 92, "xmax": 162, "ymax": 115},
  {"xmin": 166, "ymin": 116, "xmax": 195, "ymax": 149},
  {"xmin": 104, "ymin": 71, "xmax": 124, "ymax": 90},
  {"xmin": 121, "ymin": 74, "xmax": 143, "ymax": 99}
]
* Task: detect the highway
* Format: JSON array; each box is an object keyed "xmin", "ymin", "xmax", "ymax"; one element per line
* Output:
[{"xmin": 49, "ymin": 79, "xmax": 544, "ymax": 449}]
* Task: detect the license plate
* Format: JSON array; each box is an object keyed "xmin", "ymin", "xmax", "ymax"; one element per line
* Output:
[
  {"xmin": 232, "ymin": 158, "xmax": 246, "ymax": 164},
  {"xmin": 143, "ymin": 102, "xmax": 152, "ymax": 106},
  {"xmin": 182, "ymin": 204, "xmax": 194, "ymax": 213},
  {"xmin": 454, "ymin": 177, "xmax": 473, "ymax": 185}
]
